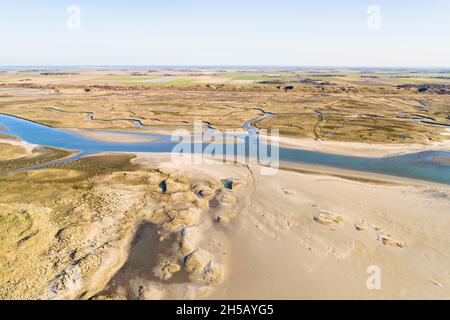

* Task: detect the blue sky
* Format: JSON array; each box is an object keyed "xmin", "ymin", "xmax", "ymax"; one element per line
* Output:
[{"xmin": 1, "ymin": 0, "xmax": 449, "ymax": 67}]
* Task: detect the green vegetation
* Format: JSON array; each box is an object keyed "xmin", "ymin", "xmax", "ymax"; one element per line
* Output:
[
  {"xmin": 0, "ymin": 143, "xmax": 26, "ymax": 161},
  {"xmin": 118, "ymin": 78, "xmax": 195, "ymax": 87},
  {"xmin": 0, "ymin": 147, "xmax": 75, "ymax": 172}
]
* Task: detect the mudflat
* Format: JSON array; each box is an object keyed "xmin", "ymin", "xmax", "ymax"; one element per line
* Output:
[{"xmin": 1, "ymin": 67, "xmax": 450, "ymax": 300}]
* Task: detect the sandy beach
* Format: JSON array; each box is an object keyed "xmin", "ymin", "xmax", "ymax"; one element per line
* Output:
[
  {"xmin": 262, "ymin": 129, "xmax": 450, "ymax": 158},
  {"xmin": 67, "ymin": 128, "xmax": 159, "ymax": 143},
  {"xmin": 132, "ymin": 153, "xmax": 450, "ymax": 299},
  {"xmin": 0, "ymin": 146, "xmax": 449, "ymax": 300},
  {"xmin": 67, "ymin": 124, "xmax": 450, "ymax": 159},
  {"xmin": 0, "ymin": 138, "xmax": 37, "ymax": 154}
]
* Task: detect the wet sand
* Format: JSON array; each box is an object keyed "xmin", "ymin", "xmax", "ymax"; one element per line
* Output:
[
  {"xmin": 265, "ymin": 134, "xmax": 450, "ymax": 158},
  {"xmin": 433, "ymin": 157, "xmax": 450, "ymax": 165},
  {"xmin": 67, "ymin": 128, "xmax": 158, "ymax": 143}
]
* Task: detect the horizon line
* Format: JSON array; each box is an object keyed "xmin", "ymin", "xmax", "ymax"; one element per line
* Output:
[{"xmin": 1, "ymin": 65, "xmax": 450, "ymax": 70}]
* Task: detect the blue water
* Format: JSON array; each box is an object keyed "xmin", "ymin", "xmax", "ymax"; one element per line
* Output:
[{"xmin": 1, "ymin": 113, "xmax": 450, "ymax": 185}]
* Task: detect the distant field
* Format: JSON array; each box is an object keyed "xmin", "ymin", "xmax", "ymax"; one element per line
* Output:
[
  {"xmin": 0, "ymin": 67, "xmax": 449, "ymax": 145},
  {"xmin": 2, "ymin": 67, "xmax": 449, "ymax": 90}
]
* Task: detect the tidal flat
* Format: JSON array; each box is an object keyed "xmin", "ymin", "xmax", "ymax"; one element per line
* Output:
[
  {"xmin": 1, "ymin": 153, "xmax": 449, "ymax": 299},
  {"xmin": 1, "ymin": 68, "xmax": 450, "ymax": 146},
  {"xmin": 1, "ymin": 67, "xmax": 450, "ymax": 300}
]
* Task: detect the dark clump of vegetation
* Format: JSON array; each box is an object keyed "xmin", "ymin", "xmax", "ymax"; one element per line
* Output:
[
  {"xmin": 52, "ymin": 154, "xmax": 139, "ymax": 178},
  {"xmin": 0, "ymin": 147, "xmax": 74, "ymax": 173}
]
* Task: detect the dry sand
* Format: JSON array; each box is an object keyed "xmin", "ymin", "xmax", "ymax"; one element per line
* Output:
[
  {"xmin": 0, "ymin": 138, "xmax": 36, "ymax": 153},
  {"xmin": 134, "ymin": 153, "xmax": 450, "ymax": 299},
  {"xmin": 67, "ymin": 129, "xmax": 158, "ymax": 143},
  {"xmin": 262, "ymin": 132, "xmax": 450, "ymax": 158},
  {"xmin": 1, "ymin": 151, "xmax": 449, "ymax": 299}
]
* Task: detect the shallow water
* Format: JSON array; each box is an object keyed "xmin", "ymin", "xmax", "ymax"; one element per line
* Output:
[{"xmin": 1, "ymin": 113, "xmax": 450, "ymax": 185}]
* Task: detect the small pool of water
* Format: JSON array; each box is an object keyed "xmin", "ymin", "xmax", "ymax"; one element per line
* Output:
[{"xmin": 221, "ymin": 179, "xmax": 234, "ymax": 190}]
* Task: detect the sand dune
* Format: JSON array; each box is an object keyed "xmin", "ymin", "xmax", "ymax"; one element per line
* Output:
[
  {"xmin": 1, "ymin": 152, "xmax": 449, "ymax": 300},
  {"xmin": 135, "ymin": 154, "xmax": 450, "ymax": 299}
]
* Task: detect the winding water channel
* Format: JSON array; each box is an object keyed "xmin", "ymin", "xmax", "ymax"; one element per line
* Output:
[{"xmin": 1, "ymin": 113, "xmax": 450, "ymax": 185}]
